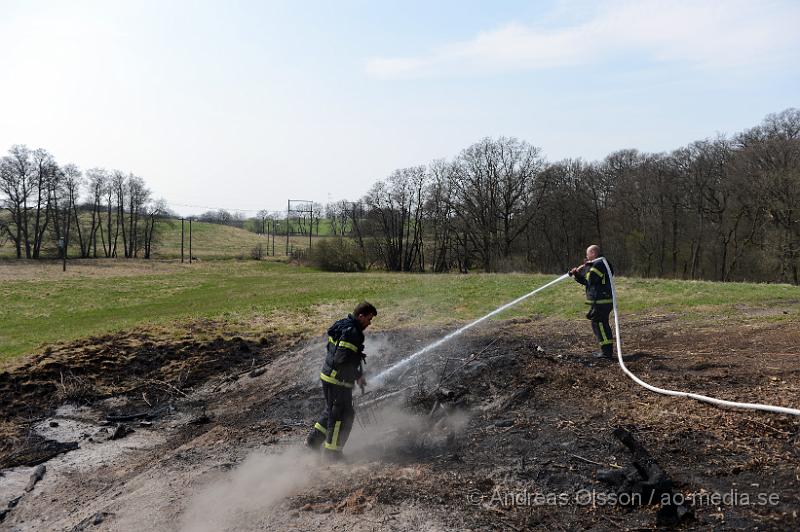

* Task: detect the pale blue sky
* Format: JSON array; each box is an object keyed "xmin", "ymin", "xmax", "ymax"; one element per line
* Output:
[{"xmin": 1, "ymin": 0, "xmax": 798, "ymax": 214}]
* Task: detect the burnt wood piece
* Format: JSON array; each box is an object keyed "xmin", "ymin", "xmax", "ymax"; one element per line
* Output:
[
  {"xmin": 612, "ymin": 427, "xmax": 674, "ymax": 496},
  {"xmin": 110, "ymin": 424, "xmax": 134, "ymax": 440},
  {"xmin": 596, "ymin": 427, "xmax": 691, "ymax": 527},
  {"xmin": 25, "ymin": 464, "xmax": 46, "ymax": 492},
  {"xmin": 105, "ymin": 412, "xmax": 151, "ymax": 422},
  {"xmin": 0, "ymin": 438, "xmax": 79, "ymax": 469}
]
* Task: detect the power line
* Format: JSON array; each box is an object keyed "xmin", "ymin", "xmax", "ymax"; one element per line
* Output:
[
  {"xmin": 158, "ymin": 199, "xmax": 322, "ymax": 218},
  {"xmin": 160, "ymin": 199, "xmax": 276, "ymax": 214}
]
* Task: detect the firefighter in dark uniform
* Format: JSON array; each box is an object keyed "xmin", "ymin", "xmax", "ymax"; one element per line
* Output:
[
  {"xmin": 306, "ymin": 301, "xmax": 377, "ymax": 458},
  {"xmin": 570, "ymin": 245, "xmax": 615, "ymax": 359}
]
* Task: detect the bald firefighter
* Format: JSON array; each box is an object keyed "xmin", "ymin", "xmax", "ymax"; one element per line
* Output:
[{"xmin": 569, "ymin": 245, "xmax": 615, "ymax": 359}]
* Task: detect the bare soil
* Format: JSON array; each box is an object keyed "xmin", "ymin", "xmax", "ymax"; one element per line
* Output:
[{"xmin": 1, "ymin": 314, "xmax": 798, "ymax": 531}]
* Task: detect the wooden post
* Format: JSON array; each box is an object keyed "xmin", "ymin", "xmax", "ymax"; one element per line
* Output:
[
  {"xmin": 181, "ymin": 218, "xmax": 185, "ymax": 263},
  {"xmin": 286, "ymin": 200, "xmax": 290, "ymax": 256}
]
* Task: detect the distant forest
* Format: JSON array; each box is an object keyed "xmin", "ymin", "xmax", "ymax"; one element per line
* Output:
[
  {"xmin": 2, "ymin": 108, "xmax": 798, "ymax": 283},
  {"xmin": 317, "ymin": 108, "xmax": 800, "ymax": 284}
]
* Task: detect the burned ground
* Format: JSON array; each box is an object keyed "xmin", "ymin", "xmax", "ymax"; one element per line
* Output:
[
  {"xmin": 0, "ymin": 313, "xmax": 798, "ymax": 531},
  {"xmin": 0, "ymin": 328, "xmax": 294, "ymax": 468}
]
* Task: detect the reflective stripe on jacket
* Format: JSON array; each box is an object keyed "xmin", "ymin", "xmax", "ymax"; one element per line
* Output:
[{"xmin": 574, "ymin": 258, "xmax": 614, "ymax": 304}]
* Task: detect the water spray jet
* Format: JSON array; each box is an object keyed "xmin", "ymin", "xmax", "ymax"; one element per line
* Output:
[{"xmin": 371, "ymin": 273, "xmax": 570, "ymax": 388}]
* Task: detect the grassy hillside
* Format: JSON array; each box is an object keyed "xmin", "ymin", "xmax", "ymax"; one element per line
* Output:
[
  {"xmin": 154, "ymin": 218, "xmax": 333, "ymax": 258},
  {"xmin": 1, "ymin": 260, "xmax": 798, "ymax": 361},
  {"xmin": 242, "ymin": 217, "xmax": 337, "ymax": 237},
  {"xmin": 0, "ymin": 217, "xmax": 325, "ymax": 260},
  {"xmin": 154, "ymin": 219, "xmax": 274, "ymax": 259}
]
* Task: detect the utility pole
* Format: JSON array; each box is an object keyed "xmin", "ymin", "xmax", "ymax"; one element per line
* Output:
[
  {"xmin": 181, "ymin": 217, "xmax": 185, "ymax": 263},
  {"xmin": 189, "ymin": 217, "xmax": 193, "ymax": 264},
  {"xmin": 286, "ymin": 200, "xmax": 290, "ymax": 256},
  {"xmin": 59, "ymin": 237, "xmax": 66, "ymax": 272},
  {"xmin": 272, "ymin": 218, "xmax": 275, "ymax": 256}
]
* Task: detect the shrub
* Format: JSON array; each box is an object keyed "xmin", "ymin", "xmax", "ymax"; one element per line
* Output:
[
  {"xmin": 308, "ymin": 237, "xmax": 365, "ymax": 272},
  {"xmin": 250, "ymin": 244, "xmax": 265, "ymax": 260}
]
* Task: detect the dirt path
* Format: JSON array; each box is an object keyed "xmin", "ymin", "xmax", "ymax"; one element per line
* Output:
[{"xmin": 1, "ymin": 315, "xmax": 799, "ymax": 531}]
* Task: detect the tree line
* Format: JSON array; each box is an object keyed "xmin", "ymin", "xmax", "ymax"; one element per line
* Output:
[
  {"xmin": 4, "ymin": 109, "xmax": 797, "ymax": 282},
  {"xmin": 316, "ymin": 109, "xmax": 800, "ymax": 284},
  {"xmin": 0, "ymin": 145, "xmax": 165, "ymax": 259}
]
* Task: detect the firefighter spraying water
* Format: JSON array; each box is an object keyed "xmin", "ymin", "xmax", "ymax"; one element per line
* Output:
[{"xmin": 363, "ymin": 247, "xmax": 800, "ymax": 423}]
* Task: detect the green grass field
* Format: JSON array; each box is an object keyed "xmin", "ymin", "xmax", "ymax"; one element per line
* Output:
[{"xmin": 1, "ymin": 260, "xmax": 798, "ymax": 362}]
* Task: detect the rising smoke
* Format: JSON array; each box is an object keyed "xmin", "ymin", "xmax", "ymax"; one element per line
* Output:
[
  {"xmin": 180, "ymin": 403, "xmax": 470, "ymax": 530},
  {"xmin": 180, "ymin": 447, "xmax": 317, "ymax": 531}
]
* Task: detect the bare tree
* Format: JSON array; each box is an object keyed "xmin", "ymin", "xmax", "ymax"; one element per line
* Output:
[
  {"xmin": 312, "ymin": 202, "xmax": 323, "ymax": 235},
  {"xmin": 326, "ymin": 200, "xmax": 352, "ymax": 236},
  {"xmin": 126, "ymin": 174, "xmax": 149, "ymax": 257},
  {"xmin": 361, "ymin": 166, "xmax": 427, "ymax": 271},
  {"xmin": 0, "ymin": 145, "xmax": 34, "ymax": 258},
  {"xmin": 425, "ymin": 159, "xmax": 460, "ymax": 272},
  {"xmin": 451, "ymin": 137, "xmax": 546, "ymax": 271},
  {"xmin": 29, "ymin": 149, "xmax": 58, "ymax": 258},
  {"xmin": 85, "ymin": 168, "xmax": 108, "ymax": 258},
  {"xmin": 58, "ymin": 164, "xmax": 83, "ymax": 261},
  {"xmin": 534, "ymin": 159, "xmax": 593, "ymax": 272},
  {"xmin": 142, "ymin": 199, "xmax": 166, "ymax": 258},
  {"xmin": 736, "ymin": 109, "xmax": 800, "ymax": 282}
]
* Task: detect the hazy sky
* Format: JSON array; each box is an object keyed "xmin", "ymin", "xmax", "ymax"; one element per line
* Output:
[{"xmin": 1, "ymin": 0, "xmax": 798, "ymax": 215}]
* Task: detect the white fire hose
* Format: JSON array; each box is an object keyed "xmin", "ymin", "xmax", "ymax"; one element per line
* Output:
[{"xmin": 598, "ymin": 257, "xmax": 800, "ymax": 416}]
